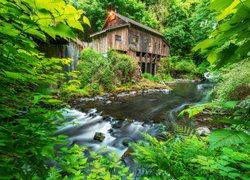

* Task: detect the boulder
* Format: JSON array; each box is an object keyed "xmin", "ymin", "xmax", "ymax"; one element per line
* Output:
[
  {"xmin": 196, "ymin": 127, "xmax": 211, "ymax": 136},
  {"xmin": 93, "ymin": 132, "xmax": 105, "ymax": 142},
  {"xmin": 103, "ymin": 115, "xmax": 112, "ymax": 121},
  {"xmin": 121, "ymin": 147, "xmax": 133, "ymax": 158},
  {"xmin": 122, "ymin": 139, "xmax": 131, "ymax": 147},
  {"xmin": 112, "ymin": 122, "xmax": 123, "ymax": 129},
  {"xmin": 106, "ymin": 100, "xmax": 112, "ymax": 104},
  {"xmin": 89, "ymin": 113, "xmax": 98, "ymax": 118}
]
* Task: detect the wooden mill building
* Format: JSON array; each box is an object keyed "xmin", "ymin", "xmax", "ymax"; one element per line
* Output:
[{"xmin": 90, "ymin": 11, "xmax": 169, "ymax": 75}]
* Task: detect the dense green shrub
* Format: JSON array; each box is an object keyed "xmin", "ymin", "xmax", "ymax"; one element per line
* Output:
[
  {"xmin": 195, "ymin": 61, "xmax": 210, "ymax": 75},
  {"xmin": 77, "ymin": 49, "xmax": 136, "ymax": 92},
  {"xmin": 108, "ymin": 50, "xmax": 136, "ymax": 84},
  {"xmin": 78, "ymin": 48, "xmax": 106, "ymax": 87},
  {"xmin": 214, "ymin": 60, "xmax": 250, "ymax": 101},
  {"xmin": 175, "ymin": 59, "xmax": 196, "ymax": 73},
  {"xmin": 169, "ymin": 56, "xmax": 197, "ymax": 74},
  {"xmin": 132, "ymin": 134, "xmax": 250, "ymax": 179},
  {"xmin": 61, "ymin": 80, "xmax": 90, "ymax": 99},
  {"xmin": 83, "ymin": 82, "xmax": 104, "ymax": 95},
  {"xmin": 155, "ymin": 57, "xmax": 174, "ymax": 81},
  {"xmin": 143, "ymin": 73, "xmax": 160, "ymax": 82}
]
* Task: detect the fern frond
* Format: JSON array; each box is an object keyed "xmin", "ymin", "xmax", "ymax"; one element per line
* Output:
[{"xmin": 173, "ymin": 125, "xmax": 199, "ymax": 138}]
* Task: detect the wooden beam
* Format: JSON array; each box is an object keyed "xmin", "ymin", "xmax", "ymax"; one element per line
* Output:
[
  {"xmin": 154, "ymin": 63, "xmax": 157, "ymax": 75},
  {"xmin": 150, "ymin": 54, "xmax": 153, "ymax": 75},
  {"xmin": 139, "ymin": 52, "xmax": 143, "ymax": 72}
]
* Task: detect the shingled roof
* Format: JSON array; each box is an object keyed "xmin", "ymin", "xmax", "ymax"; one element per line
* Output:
[
  {"xmin": 91, "ymin": 11, "xmax": 163, "ymax": 38},
  {"xmin": 110, "ymin": 11, "xmax": 163, "ymax": 37}
]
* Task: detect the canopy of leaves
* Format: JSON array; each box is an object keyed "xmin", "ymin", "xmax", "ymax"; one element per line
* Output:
[
  {"xmin": 163, "ymin": 0, "xmax": 216, "ymax": 57},
  {"xmin": 194, "ymin": 0, "xmax": 250, "ymax": 68},
  {"xmin": 0, "ymin": 0, "xmax": 132, "ymax": 179},
  {"xmin": 73, "ymin": 0, "xmax": 158, "ymax": 33}
]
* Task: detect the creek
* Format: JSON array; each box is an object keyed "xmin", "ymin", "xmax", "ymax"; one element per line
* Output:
[{"xmin": 57, "ymin": 82, "xmax": 213, "ymax": 158}]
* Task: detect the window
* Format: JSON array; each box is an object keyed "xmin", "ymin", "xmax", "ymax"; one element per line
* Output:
[
  {"xmin": 132, "ymin": 35, "xmax": 139, "ymax": 44},
  {"xmin": 144, "ymin": 38, "xmax": 151, "ymax": 47},
  {"xmin": 115, "ymin": 35, "xmax": 121, "ymax": 41}
]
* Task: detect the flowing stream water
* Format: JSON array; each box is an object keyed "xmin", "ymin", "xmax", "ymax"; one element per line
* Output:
[{"xmin": 57, "ymin": 82, "xmax": 213, "ymax": 157}]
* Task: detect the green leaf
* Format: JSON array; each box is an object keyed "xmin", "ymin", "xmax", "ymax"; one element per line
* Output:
[
  {"xmin": 26, "ymin": 28, "xmax": 46, "ymax": 41},
  {"xmin": 230, "ymin": 4, "xmax": 249, "ymax": 23},
  {"xmin": 209, "ymin": 129, "xmax": 250, "ymax": 149},
  {"xmin": 212, "ymin": 118, "xmax": 243, "ymax": 125},
  {"xmin": 103, "ymin": 172, "xmax": 111, "ymax": 180},
  {"xmin": 210, "ymin": 0, "xmax": 234, "ymax": 11},
  {"xmin": 235, "ymin": 40, "xmax": 250, "ymax": 58},
  {"xmin": 220, "ymin": 166, "xmax": 237, "ymax": 173},
  {"xmin": 228, "ymin": 172, "xmax": 242, "ymax": 178},
  {"xmin": 54, "ymin": 23, "xmax": 75, "ymax": 39},
  {"xmin": 67, "ymin": 20, "xmax": 83, "ymax": 31},
  {"xmin": 193, "ymin": 39, "xmax": 215, "ymax": 52},
  {"xmin": 42, "ymin": 26, "xmax": 56, "ymax": 39},
  {"xmin": 3, "ymin": 71, "xmax": 26, "ymax": 81},
  {"xmin": 216, "ymin": 0, "xmax": 240, "ymax": 21},
  {"xmin": 216, "ymin": 43, "xmax": 238, "ymax": 68},
  {"xmin": 243, "ymin": 0, "xmax": 250, "ymax": 7},
  {"xmin": 41, "ymin": 145, "xmax": 55, "ymax": 158},
  {"xmin": 194, "ymin": 177, "xmax": 207, "ymax": 180},
  {"xmin": 83, "ymin": 16, "xmax": 91, "ymax": 27},
  {"xmin": 207, "ymin": 51, "xmax": 218, "ymax": 64},
  {"xmin": 220, "ymin": 101, "xmax": 237, "ymax": 108}
]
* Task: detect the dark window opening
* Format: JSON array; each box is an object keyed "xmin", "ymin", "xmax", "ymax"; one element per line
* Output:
[
  {"xmin": 152, "ymin": 64, "xmax": 155, "ymax": 75},
  {"xmin": 136, "ymin": 52, "xmax": 140, "ymax": 57},
  {"xmin": 115, "ymin": 35, "xmax": 121, "ymax": 41},
  {"xmin": 117, "ymin": 50, "xmax": 126, "ymax": 54},
  {"xmin": 132, "ymin": 35, "xmax": 139, "ymax": 44},
  {"xmin": 141, "ymin": 62, "xmax": 145, "ymax": 73},
  {"xmin": 163, "ymin": 44, "xmax": 166, "ymax": 47},
  {"xmin": 144, "ymin": 38, "xmax": 151, "ymax": 47},
  {"xmin": 147, "ymin": 63, "xmax": 151, "ymax": 73}
]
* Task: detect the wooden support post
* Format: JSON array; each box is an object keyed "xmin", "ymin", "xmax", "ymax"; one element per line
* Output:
[
  {"xmin": 139, "ymin": 52, "xmax": 142, "ymax": 71},
  {"xmin": 154, "ymin": 63, "xmax": 157, "ymax": 75},
  {"xmin": 150, "ymin": 54, "xmax": 153, "ymax": 75},
  {"xmin": 145, "ymin": 55, "xmax": 147, "ymax": 73}
]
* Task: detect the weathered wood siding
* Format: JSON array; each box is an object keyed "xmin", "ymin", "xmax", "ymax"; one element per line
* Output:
[
  {"xmin": 107, "ymin": 27, "xmax": 128, "ymax": 51},
  {"xmin": 103, "ymin": 15, "xmax": 126, "ymax": 30},
  {"xmin": 161, "ymin": 40, "xmax": 169, "ymax": 57},
  {"xmin": 93, "ymin": 34, "xmax": 107, "ymax": 53},
  {"xmin": 128, "ymin": 27, "xmax": 168, "ymax": 56}
]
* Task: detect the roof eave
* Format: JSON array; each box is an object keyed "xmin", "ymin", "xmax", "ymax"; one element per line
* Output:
[{"xmin": 90, "ymin": 23, "xmax": 130, "ymax": 37}]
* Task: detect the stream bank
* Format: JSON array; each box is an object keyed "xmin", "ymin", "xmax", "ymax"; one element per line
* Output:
[{"xmin": 68, "ymin": 78, "xmax": 202, "ymax": 106}]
